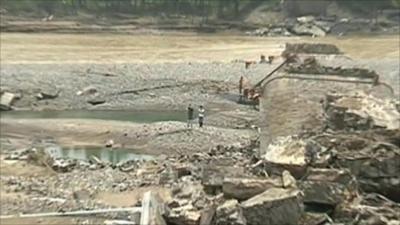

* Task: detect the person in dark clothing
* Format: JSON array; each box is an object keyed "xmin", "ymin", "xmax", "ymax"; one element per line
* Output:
[
  {"xmin": 198, "ymin": 105, "xmax": 205, "ymax": 128},
  {"xmin": 187, "ymin": 104, "xmax": 194, "ymax": 128}
]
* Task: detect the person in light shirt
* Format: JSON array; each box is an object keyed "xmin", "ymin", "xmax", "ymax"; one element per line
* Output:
[{"xmin": 198, "ymin": 105, "xmax": 205, "ymax": 128}]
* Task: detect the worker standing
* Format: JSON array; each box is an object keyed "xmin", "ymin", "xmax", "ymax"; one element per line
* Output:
[
  {"xmin": 198, "ymin": 105, "xmax": 205, "ymax": 128},
  {"xmin": 239, "ymin": 76, "xmax": 244, "ymax": 101},
  {"xmin": 187, "ymin": 104, "xmax": 194, "ymax": 128}
]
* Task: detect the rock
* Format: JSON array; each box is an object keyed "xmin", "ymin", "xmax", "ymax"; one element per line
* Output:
[
  {"xmin": 324, "ymin": 92, "xmax": 400, "ymax": 130},
  {"xmin": 199, "ymin": 206, "xmax": 216, "ymax": 225},
  {"xmin": 77, "ymin": 86, "xmax": 97, "ymax": 96},
  {"xmin": 87, "ymin": 98, "xmax": 106, "ymax": 105},
  {"xmin": 52, "ymin": 159, "xmax": 76, "ymax": 172},
  {"xmin": 282, "ymin": 43, "xmax": 341, "ymax": 55},
  {"xmin": 297, "ymin": 15, "xmax": 315, "ymax": 24},
  {"xmin": 173, "ymin": 163, "xmax": 191, "ymax": 178},
  {"xmin": 291, "ymin": 23, "xmax": 326, "ymax": 37},
  {"xmin": 165, "ymin": 204, "xmax": 201, "ymax": 225},
  {"xmin": 299, "ymin": 168, "xmax": 358, "ymax": 206},
  {"xmin": 262, "ymin": 136, "xmax": 307, "ymax": 178},
  {"xmin": 222, "ymin": 177, "xmax": 282, "ymax": 201},
  {"xmin": 73, "ymin": 190, "xmax": 91, "ymax": 201},
  {"xmin": 104, "ymin": 220, "xmax": 136, "ymax": 225},
  {"xmin": 0, "ymin": 92, "xmax": 17, "ymax": 110},
  {"xmin": 335, "ymin": 193, "xmax": 400, "ymax": 224},
  {"xmin": 105, "ymin": 139, "xmax": 114, "ymax": 148},
  {"xmin": 241, "ymin": 188, "xmax": 303, "ymax": 225},
  {"xmin": 216, "ymin": 200, "xmax": 246, "ymax": 225},
  {"xmin": 334, "ymin": 142, "xmax": 400, "ymax": 202},
  {"xmin": 299, "ymin": 212, "xmax": 332, "ymax": 225},
  {"xmin": 282, "ymin": 170, "xmax": 297, "ymax": 188},
  {"xmin": 36, "ymin": 89, "xmax": 60, "ymax": 100},
  {"xmin": 314, "ymin": 20, "xmax": 334, "ymax": 32}
]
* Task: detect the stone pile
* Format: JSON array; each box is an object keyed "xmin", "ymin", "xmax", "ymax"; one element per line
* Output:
[
  {"xmin": 246, "ymin": 15, "xmax": 397, "ymax": 37},
  {"xmin": 260, "ymin": 91, "xmax": 400, "ymax": 224},
  {"xmin": 2, "ymin": 90, "xmax": 399, "ymax": 224}
]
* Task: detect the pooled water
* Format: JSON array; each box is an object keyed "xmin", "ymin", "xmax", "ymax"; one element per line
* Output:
[{"xmin": 45, "ymin": 145, "xmax": 154, "ymax": 164}]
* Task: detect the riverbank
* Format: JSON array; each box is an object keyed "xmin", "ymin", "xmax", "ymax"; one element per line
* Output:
[{"xmin": 0, "ymin": 118, "xmax": 257, "ymax": 155}]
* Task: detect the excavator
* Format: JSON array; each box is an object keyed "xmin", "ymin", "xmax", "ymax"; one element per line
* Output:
[
  {"xmin": 239, "ymin": 54, "xmax": 296, "ymax": 108},
  {"xmin": 238, "ymin": 53, "xmax": 390, "ymax": 110}
]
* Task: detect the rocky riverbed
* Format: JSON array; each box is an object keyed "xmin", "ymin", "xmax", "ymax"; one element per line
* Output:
[{"xmin": 1, "ymin": 41, "xmax": 399, "ymax": 224}]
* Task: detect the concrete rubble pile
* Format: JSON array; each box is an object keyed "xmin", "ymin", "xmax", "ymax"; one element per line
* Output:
[
  {"xmin": 2, "ymin": 80, "xmax": 399, "ymax": 224},
  {"xmin": 282, "ymin": 43, "xmax": 341, "ymax": 55},
  {"xmin": 261, "ymin": 90, "xmax": 400, "ymax": 224},
  {"xmin": 285, "ymin": 56, "xmax": 379, "ymax": 81}
]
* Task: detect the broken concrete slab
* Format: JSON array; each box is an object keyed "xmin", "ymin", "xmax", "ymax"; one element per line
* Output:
[
  {"xmin": 216, "ymin": 200, "xmax": 246, "ymax": 225},
  {"xmin": 77, "ymin": 86, "xmax": 98, "ymax": 96},
  {"xmin": 324, "ymin": 92, "xmax": 400, "ymax": 130},
  {"xmin": 202, "ymin": 164, "xmax": 246, "ymax": 195},
  {"xmin": 262, "ymin": 136, "xmax": 307, "ymax": 178},
  {"xmin": 282, "ymin": 43, "xmax": 341, "ymax": 55},
  {"xmin": 165, "ymin": 204, "xmax": 201, "ymax": 225},
  {"xmin": 291, "ymin": 23, "xmax": 326, "ymax": 37},
  {"xmin": 282, "ymin": 170, "xmax": 297, "ymax": 188},
  {"xmin": 0, "ymin": 92, "xmax": 17, "ymax": 110},
  {"xmin": 299, "ymin": 168, "xmax": 358, "ymax": 206},
  {"xmin": 222, "ymin": 177, "xmax": 282, "ymax": 201},
  {"xmin": 334, "ymin": 193, "xmax": 400, "ymax": 224},
  {"xmin": 241, "ymin": 188, "xmax": 303, "ymax": 225},
  {"xmin": 36, "ymin": 89, "xmax": 60, "ymax": 100}
]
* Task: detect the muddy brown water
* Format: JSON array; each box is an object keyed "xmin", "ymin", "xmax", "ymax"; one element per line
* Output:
[{"xmin": 1, "ymin": 34, "xmax": 398, "ymax": 64}]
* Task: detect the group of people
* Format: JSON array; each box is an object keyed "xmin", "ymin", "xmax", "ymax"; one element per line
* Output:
[{"xmin": 187, "ymin": 104, "xmax": 205, "ymax": 128}]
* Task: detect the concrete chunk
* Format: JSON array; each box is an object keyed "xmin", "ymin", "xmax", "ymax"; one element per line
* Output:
[
  {"xmin": 300, "ymin": 168, "xmax": 357, "ymax": 206},
  {"xmin": 241, "ymin": 188, "xmax": 303, "ymax": 225},
  {"xmin": 216, "ymin": 200, "xmax": 246, "ymax": 225},
  {"xmin": 222, "ymin": 177, "xmax": 282, "ymax": 201},
  {"xmin": 0, "ymin": 92, "xmax": 17, "ymax": 110}
]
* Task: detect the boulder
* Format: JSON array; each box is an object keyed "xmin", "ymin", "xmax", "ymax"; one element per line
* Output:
[
  {"xmin": 299, "ymin": 168, "xmax": 358, "ymax": 206},
  {"xmin": 262, "ymin": 136, "xmax": 308, "ymax": 178},
  {"xmin": 77, "ymin": 86, "xmax": 98, "ymax": 96},
  {"xmin": 241, "ymin": 188, "xmax": 303, "ymax": 225},
  {"xmin": 291, "ymin": 23, "xmax": 326, "ymax": 37},
  {"xmin": 282, "ymin": 43, "xmax": 341, "ymax": 55},
  {"xmin": 199, "ymin": 206, "xmax": 216, "ymax": 225},
  {"xmin": 222, "ymin": 177, "xmax": 282, "ymax": 201},
  {"xmin": 216, "ymin": 200, "xmax": 246, "ymax": 225},
  {"xmin": 297, "ymin": 15, "xmax": 315, "ymax": 24},
  {"xmin": 299, "ymin": 212, "xmax": 332, "ymax": 225},
  {"xmin": 334, "ymin": 193, "xmax": 400, "ymax": 224},
  {"xmin": 202, "ymin": 164, "xmax": 245, "ymax": 195},
  {"xmin": 166, "ymin": 204, "xmax": 201, "ymax": 225},
  {"xmin": 36, "ymin": 89, "xmax": 60, "ymax": 100},
  {"xmin": 324, "ymin": 92, "xmax": 400, "ymax": 130},
  {"xmin": 335, "ymin": 143, "xmax": 400, "ymax": 202},
  {"xmin": 282, "ymin": 170, "xmax": 297, "ymax": 188},
  {"xmin": 87, "ymin": 98, "xmax": 106, "ymax": 105},
  {"xmin": 0, "ymin": 92, "xmax": 17, "ymax": 110}
]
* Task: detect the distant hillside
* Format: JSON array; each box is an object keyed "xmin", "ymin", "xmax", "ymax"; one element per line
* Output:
[
  {"xmin": 0, "ymin": 0, "xmax": 398, "ymax": 34},
  {"xmin": 1, "ymin": 0, "xmax": 398, "ymax": 20}
]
